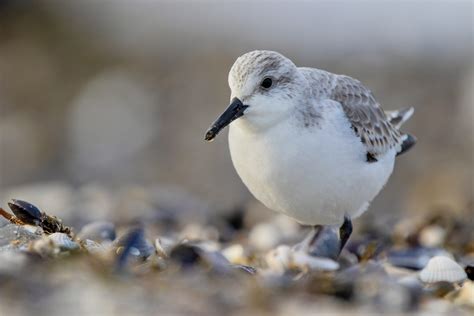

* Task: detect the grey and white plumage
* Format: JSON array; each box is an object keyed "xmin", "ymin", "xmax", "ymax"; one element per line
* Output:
[{"xmin": 207, "ymin": 50, "xmax": 416, "ymax": 227}]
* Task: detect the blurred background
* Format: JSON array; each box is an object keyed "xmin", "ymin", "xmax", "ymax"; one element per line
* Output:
[{"xmin": 0, "ymin": 0, "xmax": 472, "ymax": 229}]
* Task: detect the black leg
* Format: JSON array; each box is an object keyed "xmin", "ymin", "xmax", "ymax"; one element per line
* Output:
[{"xmin": 339, "ymin": 216, "xmax": 353, "ymax": 254}]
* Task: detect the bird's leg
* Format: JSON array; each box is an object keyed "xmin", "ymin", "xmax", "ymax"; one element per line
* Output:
[
  {"xmin": 338, "ymin": 216, "xmax": 353, "ymax": 254},
  {"xmin": 293, "ymin": 225, "xmax": 323, "ymax": 252},
  {"xmin": 307, "ymin": 225, "xmax": 323, "ymax": 247}
]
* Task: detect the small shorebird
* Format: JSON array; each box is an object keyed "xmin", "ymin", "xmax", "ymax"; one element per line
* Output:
[{"xmin": 205, "ymin": 51, "xmax": 415, "ymax": 254}]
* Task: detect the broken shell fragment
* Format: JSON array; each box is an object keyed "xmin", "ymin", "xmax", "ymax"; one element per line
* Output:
[
  {"xmin": 30, "ymin": 238, "xmax": 59, "ymax": 257},
  {"xmin": 82, "ymin": 239, "xmax": 109, "ymax": 254},
  {"xmin": 48, "ymin": 233, "xmax": 79, "ymax": 251},
  {"xmin": 265, "ymin": 245, "xmax": 339, "ymax": 274},
  {"xmin": 419, "ymin": 256, "xmax": 467, "ymax": 283},
  {"xmin": 169, "ymin": 242, "xmax": 233, "ymax": 273},
  {"xmin": 265, "ymin": 245, "xmax": 292, "ymax": 274},
  {"xmin": 221, "ymin": 244, "xmax": 247, "ymax": 265},
  {"xmin": 154, "ymin": 237, "xmax": 176, "ymax": 258},
  {"xmin": 291, "ymin": 251, "xmax": 340, "ymax": 272}
]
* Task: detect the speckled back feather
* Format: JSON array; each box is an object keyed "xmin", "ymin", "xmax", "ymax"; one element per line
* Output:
[{"xmin": 301, "ymin": 68, "xmax": 414, "ymax": 158}]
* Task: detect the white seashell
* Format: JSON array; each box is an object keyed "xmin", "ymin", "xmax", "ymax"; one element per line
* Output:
[
  {"xmin": 419, "ymin": 256, "xmax": 467, "ymax": 283},
  {"xmin": 291, "ymin": 251, "xmax": 339, "ymax": 271},
  {"xmin": 221, "ymin": 244, "xmax": 246, "ymax": 265},
  {"xmin": 48, "ymin": 233, "xmax": 79, "ymax": 251},
  {"xmin": 265, "ymin": 245, "xmax": 293, "ymax": 274},
  {"xmin": 265, "ymin": 245, "xmax": 339, "ymax": 274}
]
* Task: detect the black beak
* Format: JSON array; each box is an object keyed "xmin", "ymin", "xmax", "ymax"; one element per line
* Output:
[{"xmin": 205, "ymin": 97, "xmax": 248, "ymax": 141}]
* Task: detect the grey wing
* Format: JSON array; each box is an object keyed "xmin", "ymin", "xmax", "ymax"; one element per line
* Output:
[{"xmin": 330, "ymin": 75, "xmax": 403, "ymax": 158}]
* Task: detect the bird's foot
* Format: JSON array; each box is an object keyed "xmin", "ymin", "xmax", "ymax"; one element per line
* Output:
[
  {"xmin": 293, "ymin": 225, "xmax": 340, "ymax": 260},
  {"xmin": 293, "ymin": 216, "xmax": 353, "ymax": 260}
]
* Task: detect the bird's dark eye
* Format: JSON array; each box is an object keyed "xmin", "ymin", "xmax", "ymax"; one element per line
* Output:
[{"xmin": 260, "ymin": 77, "xmax": 273, "ymax": 89}]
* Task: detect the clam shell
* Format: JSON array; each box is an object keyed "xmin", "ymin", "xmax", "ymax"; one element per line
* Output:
[
  {"xmin": 77, "ymin": 221, "xmax": 116, "ymax": 242},
  {"xmin": 114, "ymin": 227, "xmax": 154, "ymax": 265},
  {"xmin": 8, "ymin": 199, "xmax": 42, "ymax": 225},
  {"xmin": 48, "ymin": 233, "xmax": 79, "ymax": 250},
  {"xmin": 419, "ymin": 256, "xmax": 467, "ymax": 283}
]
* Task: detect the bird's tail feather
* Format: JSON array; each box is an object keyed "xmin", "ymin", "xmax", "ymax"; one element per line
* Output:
[
  {"xmin": 397, "ymin": 133, "xmax": 417, "ymax": 156},
  {"xmin": 386, "ymin": 106, "xmax": 414, "ymax": 129}
]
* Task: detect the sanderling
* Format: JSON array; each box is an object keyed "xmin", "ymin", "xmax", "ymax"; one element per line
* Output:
[{"xmin": 205, "ymin": 50, "xmax": 415, "ymax": 254}]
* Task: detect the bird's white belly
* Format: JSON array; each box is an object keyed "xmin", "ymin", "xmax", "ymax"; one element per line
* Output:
[{"xmin": 228, "ymin": 107, "xmax": 395, "ymax": 226}]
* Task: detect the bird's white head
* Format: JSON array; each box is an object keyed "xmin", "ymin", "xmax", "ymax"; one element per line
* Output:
[{"xmin": 205, "ymin": 50, "xmax": 307, "ymax": 141}]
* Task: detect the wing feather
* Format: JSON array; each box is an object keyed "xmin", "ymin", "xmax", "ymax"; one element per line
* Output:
[{"xmin": 330, "ymin": 75, "xmax": 403, "ymax": 157}]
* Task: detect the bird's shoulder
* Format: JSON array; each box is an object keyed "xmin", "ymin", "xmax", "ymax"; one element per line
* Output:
[{"xmin": 299, "ymin": 67, "xmax": 403, "ymax": 159}]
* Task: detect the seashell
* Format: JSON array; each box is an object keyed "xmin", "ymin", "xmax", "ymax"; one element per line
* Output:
[
  {"xmin": 387, "ymin": 247, "xmax": 452, "ymax": 270},
  {"xmin": 199, "ymin": 250, "xmax": 232, "ymax": 273},
  {"xmin": 265, "ymin": 245, "xmax": 292, "ymax": 274},
  {"xmin": 30, "ymin": 238, "xmax": 59, "ymax": 257},
  {"xmin": 291, "ymin": 251, "xmax": 339, "ymax": 272},
  {"xmin": 114, "ymin": 227, "xmax": 154, "ymax": 259},
  {"xmin": 169, "ymin": 243, "xmax": 201, "ymax": 267},
  {"xmin": 234, "ymin": 264, "xmax": 257, "ymax": 275},
  {"xmin": 221, "ymin": 244, "xmax": 247, "ymax": 265},
  {"xmin": 169, "ymin": 242, "xmax": 232, "ymax": 273},
  {"xmin": 114, "ymin": 227, "xmax": 154, "ymax": 270},
  {"xmin": 419, "ymin": 256, "xmax": 467, "ymax": 283},
  {"xmin": 82, "ymin": 239, "xmax": 113, "ymax": 255},
  {"xmin": 48, "ymin": 233, "xmax": 79, "ymax": 250},
  {"xmin": 77, "ymin": 221, "xmax": 116, "ymax": 242},
  {"xmin": 265, "ymin": 245, "xmax": 339, "ymax": 274},
  {"xmin": 8, "ymin": 199, "xmax": 42, "ymax": 225},
  {"xmin": 154, "ymin": 237, "xmax": 176, "ymax": 258}
]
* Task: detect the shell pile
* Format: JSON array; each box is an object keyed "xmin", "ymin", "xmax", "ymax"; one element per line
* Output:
[{"xmin": 0, "ymin": 197, "xmax": 472, "ymax": 315}]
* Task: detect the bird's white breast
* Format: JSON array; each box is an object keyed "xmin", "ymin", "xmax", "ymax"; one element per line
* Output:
[{"xmin": 228, "ymin": 101, "xmax": 396, "ymax": 226}]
